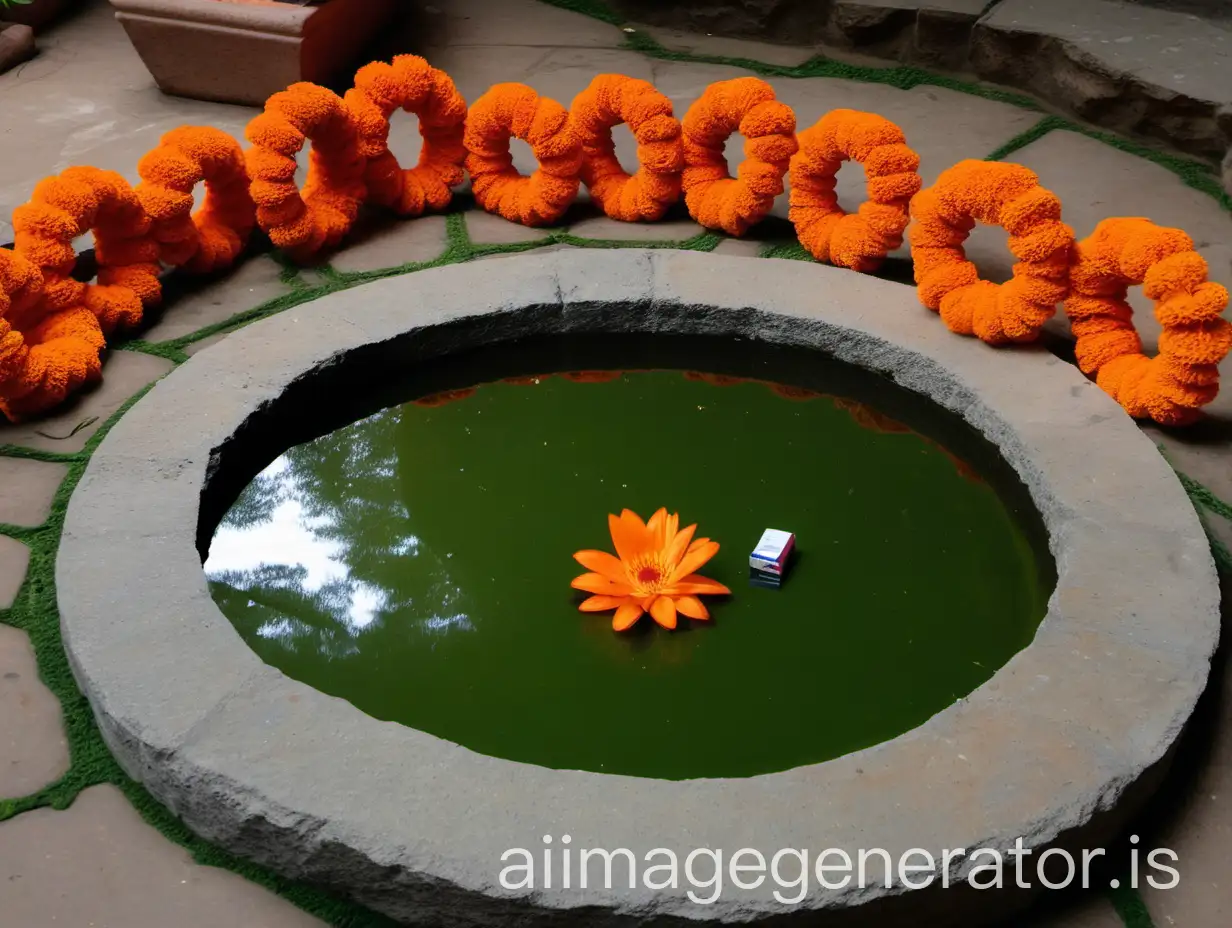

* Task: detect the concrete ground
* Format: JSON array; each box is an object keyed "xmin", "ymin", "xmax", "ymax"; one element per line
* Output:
[{"xmin": 0, "ymin": 0, "xmax": 1229, "ymax": 926}]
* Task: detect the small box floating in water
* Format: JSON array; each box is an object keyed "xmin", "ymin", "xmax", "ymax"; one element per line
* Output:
[{"xmin": 750, "ymin": 529, "xmax": 794, "ymax": 587}]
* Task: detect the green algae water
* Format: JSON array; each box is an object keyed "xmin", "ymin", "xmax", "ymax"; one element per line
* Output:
[{"xmin": 205, "ymin": 334, "xmax": 1052, "ymax": 780}]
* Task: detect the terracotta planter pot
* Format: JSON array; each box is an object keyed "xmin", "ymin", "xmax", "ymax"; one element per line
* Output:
[
  {"xmin": 108, "ymin": 0, "xmax": 399, "ymax": 105},
  {"xmin": 0, "ymin": 21, "xmax": 35, "ymax": 72},
  {"xmin": 0, "ymin": 0, "xmax": 77, "ymax": 32}
]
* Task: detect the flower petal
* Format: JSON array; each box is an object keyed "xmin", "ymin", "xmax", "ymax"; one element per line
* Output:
[
  {"xmin": 687, "ymin": 537, "xmax": 710, "ymax": 553},
  {"xmin": 572, "ymin": 549, "xmax": 629, "ymax": 583},
  {"xmin": 668, "ymin": 541, "xmax": 720, "ymax": 582},
  {"xmin": 612, "ymin": 602, "xmax": 644, "ymax": 631},
  {"xmin": 664, "ymin": 523, "xmax": 697, "ymax": 566},
  {"xmin": 669, "ymin": 574, "xmax": 732, "ymax": 596},
  {"xmin": 647, "ymin": 507, "xmax": 668, "ymax": 546},
  {"xmin": 571, "ymin": 572, "xmax": 631, "ymax": 595},
  {"xmin": 580, "ymin": 594, "xmax": 627, "ymax": 612},
  {"xmin": 674, "ymin": 595, "xmax": 710, "ymax": 620},
  {"xmin": 609, "ymin": 511, "xmax": 649, "ymax": 561},
  {"xmin": 650, "ymin": 595, "xmax": 677, "ymax": 629}
]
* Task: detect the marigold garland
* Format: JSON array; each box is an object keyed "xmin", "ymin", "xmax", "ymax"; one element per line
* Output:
[
  {"xmin": 909, "ymin": 159, "xmax": 1074, "ymax": 345},
  {"xmin": 2, "ymin": 57, "xmax": 1228, "ymax": 426},
  {"xmin": 12, "ymin": 166, "xmax": 161, "ymax": 337},
  {"xmin": 570, "ymin": 74, "xmax": 683, "ymax": 222},
  {"xmin": 245, "ymin": 82, "xmax": 366, "ymax": 259},
  {"xmin": 1066, "ymin": 217, "xmax": 1232, "ymax": 425},
  {"xmin": 0, "ymin": 247, "xmax": 105, "ymax": 422},
  {"xmin": 345, "ymin": 55, "xmax": 467, "ymax": 217},
  {"xmin": 680, "ymin": 77, "xmax": 797, "ymax": 236},
  {"xmin": 790, "ymin": 109, "xmax": 921, "ymax": 272},
  {"xmin": 136, "ymin": 126, "xmax": 256, "ymax": 273},
  {"xmin": 464, "ymin": 83, "xmax": 582, "ymax": 226}
]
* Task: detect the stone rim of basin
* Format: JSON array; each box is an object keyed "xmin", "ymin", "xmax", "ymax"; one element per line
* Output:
[{"xmin": 56, "ymin": 249, "xmax": 1220, "ymax": 925}]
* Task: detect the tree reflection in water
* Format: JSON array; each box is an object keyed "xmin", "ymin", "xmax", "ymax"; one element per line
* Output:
[{"xmin": 204, "ymin": 405, "xmax": 472, "ymax": 666}]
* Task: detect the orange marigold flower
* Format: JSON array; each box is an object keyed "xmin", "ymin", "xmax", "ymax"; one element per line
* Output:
[
  {"xmin": 245, "ymin": 82, "xmax": 366, "ymax": 260},
  {"xmin": 345, "ymin": 55, "xmax": 468, "ymax": 217},
  {"xmin": 909, "ymin": 160, "xmax": 1074, "ymax": 345},
  {"xmin": 0, "ymin": 247, "xmax": 104, "ymax": 422},
  {"xmin": 136, "ymin": 126, "xmax": 256, "ymax": 273},
  {"xmin": 570, "ymin": 74, "xmax": 683, "ymax": 222},
  {"xmin": 680, "ymin": 77, "xmax": 797, "ymax": 236},
  {"xmin": 572, "ymin": 508, "xmax": 731, "ymax": 631},
  {"xmin": 12, "ymin": 166, "xmax": 161, "ymax": 337},
  {"xmin": 1066, "ymin": 217, "xmax": 1231, "ymax": 425},
  {"xmin": 464, "ymin": 83, "xmax": 582, "ymax": 226},
  {"xmin": 790, "ymin": 109, "xmax": 921, "ymax": 272}
]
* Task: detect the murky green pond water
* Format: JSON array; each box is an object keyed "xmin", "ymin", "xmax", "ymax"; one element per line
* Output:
[{"xmin": 205, "ymin": 335, "xmax": 1052, "ymax": 779}]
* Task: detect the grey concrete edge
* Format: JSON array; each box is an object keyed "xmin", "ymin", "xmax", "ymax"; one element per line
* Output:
[{"xmin": 56, "ymin": 249, "xmax": 1221, "ymax": 926}]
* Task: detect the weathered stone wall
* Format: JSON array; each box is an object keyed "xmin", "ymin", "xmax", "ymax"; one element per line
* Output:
[{"xmin": 608, "ymin": 0, "xmax": 1232, "ymax": 166}]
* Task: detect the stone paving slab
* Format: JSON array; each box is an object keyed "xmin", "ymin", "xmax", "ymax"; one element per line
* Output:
[
  {"xmin": 140, "ymin": 254, "xmax": 290, "ymax": 345},
  {"xmin": 632, "ymin": 24, "xmax": 820, "ymax": 67},
  {"xmin": 327, "ymin": 213, "xmax": 449, "ymax": 274},
  {"xmin": 712, "ymin": 238, "xmax": 764, "ymax": 257},
  {"xmin": 465, "ymin": 209, "xmax": 553, "ymax": 244},
  {"xmin": 413, "ymin": 0, "xmax": 623, "ymax": 49},
  {"xmin": 0, "ymin": 536, "xmax": 29, "ymax": 611},
  {"xmin": 0, "ymin": 457, "xmax": 65, "ymax": 527},
  {"xmin": 567, "ymin": 215, "xmax": 704, "ymax": 241},
  {"xmin": 0, "ymin": 784, "xmax": 325, "ymax": 927},
  {"xmin": 0, "ymin": 351, "xmax": 174, "ymax": 454},
  {"xmin": 0, "ymin": 625, "xmax": 68, "ymax": 799},
  {"xmin": 972, "ymin": 0, "xmax": 1232, "ymax": 160}
]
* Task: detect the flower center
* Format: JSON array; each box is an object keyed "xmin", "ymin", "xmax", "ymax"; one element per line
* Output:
[{"xmin": 637, "ymin": 566, "xmax": 662, "ymax": 585}]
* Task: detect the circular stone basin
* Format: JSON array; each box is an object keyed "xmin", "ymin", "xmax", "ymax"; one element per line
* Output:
[
  {"xmin": 57, "ymin": 252, "xmax": 1220, "ymax": 927},
  {"xmin": 204, "ymin": 334, "xmax": 1052, "ymax": 779}
]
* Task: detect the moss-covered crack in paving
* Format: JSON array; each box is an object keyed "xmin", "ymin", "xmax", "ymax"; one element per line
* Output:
[{"xmin": 3, "ymin": 20, "xmax": 1230, "ymax": 924}]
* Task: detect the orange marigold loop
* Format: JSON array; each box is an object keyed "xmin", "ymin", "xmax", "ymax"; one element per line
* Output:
[
  {"xmin": 1066, "ymin": 217, "xmax": 1232, "ymax": 426},
  {"xmin": 789, "ymin": 109, "xmax": 921, "ymax": 272},
  {"xmin": 464, "ymin": 82, "xmax": 582, "ymax": 226},
  {"xmin": 570, "ymin": 74, "xmax": 683, "ymax": 222},
  {"xmin": 0, "ymin": 247, "xmax": 104, "ymax": 422},
  {"xmin": 11, "ymin": 165, "xmax": 161, "ymax": 337},
  {"xmin": 136, "ymin": 126, "xmax": 256, "ymax": 273},
  {"xmin": 344, "ymin": 55, "xmax": 467, "ymax": 217},
  {"xmin": 245, "ymin": 82, "xmax": 366, "ymax": 260},
  {"xmin": 680, "ymin": 77, "xmax": 797, "ymax": 236},
  {"xmin": 909, "ymin": 159, "xmax": 1074, "ymax": 345}
]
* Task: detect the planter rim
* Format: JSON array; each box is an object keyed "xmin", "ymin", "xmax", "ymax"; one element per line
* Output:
[{"xmin": 109, "ymin": 0, "xmax": 314, "ymax": 35}]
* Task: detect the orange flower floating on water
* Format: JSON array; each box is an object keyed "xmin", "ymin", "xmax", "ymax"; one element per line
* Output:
[{"xmin": 572, "ymin": 508, "xmax": 730, "ymax": 631}]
